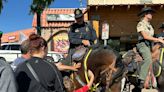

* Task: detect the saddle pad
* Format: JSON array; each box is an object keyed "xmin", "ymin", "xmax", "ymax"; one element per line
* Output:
[{"xmin": 72, "ymin": 46, "xmax": 87, "ymax": 61}]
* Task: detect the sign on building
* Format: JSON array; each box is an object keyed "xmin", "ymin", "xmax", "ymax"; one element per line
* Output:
[
  {"xmin": 47, "ymin": 14, "xmax": 75, "ymax": 21},
  {"xmin": 101, "ymin": 22, "xmax": 109, "ymax": 40}
]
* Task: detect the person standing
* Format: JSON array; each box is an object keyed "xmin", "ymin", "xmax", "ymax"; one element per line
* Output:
[
  {"xmin": 15, "ymin": 34, "xmax": 65, "ymax": 92},
  {"xmin": 11, "ymin": 39, "xmax": 31, "ymax": 70},
  {"xmin": 136, "ymin": 7, "xmax": 164, "ymax": 88},
  {"xmin": 0, "ymin": 31, "xmax": 17, "ymax": 92}
]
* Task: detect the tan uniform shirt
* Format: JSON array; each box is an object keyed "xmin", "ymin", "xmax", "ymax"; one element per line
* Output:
[{"xmin": 137, "ymin": 19, "xmax": 154, "ymax": 40}]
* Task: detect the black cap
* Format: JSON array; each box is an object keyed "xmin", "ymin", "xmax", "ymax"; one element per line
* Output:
[
  {"xmin": 74, "ymin": 8, "xmax": 83, "ymax": 19},
  {"xmin": 138, "ymin": 7, "xmax": 155, "ymax": 16},
  {"xmin": 159, "ymin": 23, "xmax": 164, "ymax": 29}
]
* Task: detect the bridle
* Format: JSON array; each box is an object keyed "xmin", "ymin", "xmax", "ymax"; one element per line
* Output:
[{"xmin": 100, "ymin": 59, "xmax": 117, "ymax": 88}]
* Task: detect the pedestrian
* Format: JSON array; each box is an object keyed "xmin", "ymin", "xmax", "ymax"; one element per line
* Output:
[
  {"xmin": 15, "ymin": 34, "xmax": 65, "ymax": 92},
  {"xmin": 136, "ymin": 7, "xmax": 164, "ymax": 88},
  {"xmin": 11, "ymin": 39, "xmax": 31, "ymax": 70},
  {"xmin": 0, "ymin": 31, "xmax": 17, "ymax": 92}
]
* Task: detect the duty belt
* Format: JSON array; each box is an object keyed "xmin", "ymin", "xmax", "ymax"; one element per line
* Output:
[{"xmin": 139, "ymin": 39, "xmax": 152, "ymax": 48}]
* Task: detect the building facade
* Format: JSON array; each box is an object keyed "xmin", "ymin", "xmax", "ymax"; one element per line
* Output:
[
  {"xmin": 87, "ymin": 0, "xmax": 164, "ymax": 51},
  {"xmin": 1, "ymin": 28, "xmax": 36, "ymax": 43},
  {"xmin": 32, "ymin": 8, "xmax": 87, "ymax": 52}
]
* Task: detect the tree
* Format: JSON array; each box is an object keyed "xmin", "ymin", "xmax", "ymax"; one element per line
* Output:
[
  {"xmin": 0, "ymin": 0, "xmax": 6, "ymax": 14},
  {"xmin": 30, "ymin": 0, "xmax": 54, "ymax": 35}
]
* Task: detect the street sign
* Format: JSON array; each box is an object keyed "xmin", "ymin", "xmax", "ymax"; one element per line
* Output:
[{"xmin": 101, "ymin": 22, "xmax": 109, "ymax": 40}]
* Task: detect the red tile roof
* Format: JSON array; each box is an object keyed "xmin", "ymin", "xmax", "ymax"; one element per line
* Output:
[
  {"xmin": 1, "ymin": 28, "xmax": 36, "ymax": 43},
  {"xmin": 32, "ymin": 8, "xmax": 87, "ymax": 28}
]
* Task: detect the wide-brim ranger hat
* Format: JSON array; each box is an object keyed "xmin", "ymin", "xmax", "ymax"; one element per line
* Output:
[
  {"xmin": 137, "ymin": 7, "xmax": 155, "ymax": 16},
  {"xmin": 74, "ymin": 8, "xmax": 83, "ymax": 19},
  {"xmin": 159, "ymin": 23, "xmax": 164, "ymax": 29}
]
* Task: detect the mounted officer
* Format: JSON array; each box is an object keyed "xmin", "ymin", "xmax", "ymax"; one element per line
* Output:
[
  {"xmin": 61, "ymin": 8, "xmax": 97, "ymax": 66},
  {"xmin": 136, "ymin": 7, "xmax": 164, "ymax": 88},
  {"xmin": 156, "ymin": 23, "xmax": 164, "ymax": 38}
]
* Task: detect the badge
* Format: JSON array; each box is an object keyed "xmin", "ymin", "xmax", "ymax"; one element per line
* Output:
[
  {"xmin": 75, "ymin": 29, "xmax": 79, "ymax": 32},
  {"xmin": 86, "ymin": 27, "xmax": 89, "ymax": 32}
]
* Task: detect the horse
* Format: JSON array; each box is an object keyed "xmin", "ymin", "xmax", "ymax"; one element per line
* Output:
[
  {"xmin": 122, "ymin": 43, "xmax": 164, "ymax": 92},
  {"xmin": 47, "ymin": 30, "xmax": 125, "ymax": 92},
  {"xmin": 64, "ymin": 45, "xmax": 127, "ymax": 92}
]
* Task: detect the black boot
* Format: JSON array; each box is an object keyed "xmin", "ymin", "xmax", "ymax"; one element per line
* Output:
[{"xmin": 138, "ymin": 79, "xmax": 144, "ymax": 89}]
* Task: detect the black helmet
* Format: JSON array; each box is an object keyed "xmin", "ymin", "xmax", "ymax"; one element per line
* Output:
[
  {"xmin": 138, "ymin": 7, "xmax": 155, "ymax": 17},
  {"xmin": 74, "ymin": 8, "xmax": 83, "ymax": 19},
  {"xmin": 159, "ymin": 23, "xmax": 164, "ymax": 29}
]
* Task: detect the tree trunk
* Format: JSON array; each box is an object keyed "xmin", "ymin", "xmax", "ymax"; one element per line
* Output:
[{"xmin": 36, "ymin": 12, "xmax": 41, "ymax": 36}]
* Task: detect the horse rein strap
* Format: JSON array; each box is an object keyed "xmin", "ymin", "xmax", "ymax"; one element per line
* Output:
[{"xmin": 84, "ymin": 49, "xmax": 92, "ymax": 83}]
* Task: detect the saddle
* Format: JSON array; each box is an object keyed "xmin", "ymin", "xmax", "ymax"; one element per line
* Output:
[
  {"xmin": 122, "ymin": 47, "xmax": 143, "ymax": 65},
  {"xmin": 72, "ymin": 46, "xmax": 88, "ymax": 61},
  {"xmin": 122, "ymin": 47, "xmax": 144, "ymax": 74}
]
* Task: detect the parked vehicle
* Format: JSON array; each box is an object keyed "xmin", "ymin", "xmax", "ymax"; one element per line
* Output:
[{"xmin": 0, "ymin": 43, "xmax": 63, "ymax": 63}]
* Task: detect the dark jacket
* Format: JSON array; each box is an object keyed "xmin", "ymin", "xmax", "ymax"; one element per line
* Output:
[
  {"xmin": 0, "ymin": 60, "xmax": 17, "ymax": 92},
  {"xmin": 68, "ymin": 22, "xmax": 97, "ymax": 49},
  {"xmin": 15, "ymin": 57, "xmax": 65, "ymax": 92}
]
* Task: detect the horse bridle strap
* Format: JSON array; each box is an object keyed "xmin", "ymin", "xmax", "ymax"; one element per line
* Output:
[
  {"xmin": 100, "ymin": 61, "xmax": 117, "ymax": 75},
  {"xmin": 84, "ymin": 49, "xmax": 92, "ymax": 84}
]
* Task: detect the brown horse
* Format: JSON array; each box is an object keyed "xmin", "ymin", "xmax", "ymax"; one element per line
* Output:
[
  {"xmin": 122, "ymin": 43, "xmax": 164, "ymax": 92},
  {"xmin": 47, "ymin": 30, "xmax": 124, "ymax": 92},
  {"xmin": 65, "ymin": 46, "xmax": 123, "ymax": 92},
  {"xmin": 151, "ymin": 43, "xmax": 164, "ymax": 92}
]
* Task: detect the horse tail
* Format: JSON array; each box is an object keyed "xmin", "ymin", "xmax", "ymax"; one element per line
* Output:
[{"xmin": 46, "ymin": 30, "xmax": 68, "ymax": 43}]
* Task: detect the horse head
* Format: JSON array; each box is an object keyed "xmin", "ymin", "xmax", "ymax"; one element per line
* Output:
[
  {"xmin": 83, "ymin": 46, "xmax": 122, "ymax": 92},
  {"xmin": 67, "ymin": 45, "xmax": 120, "ymax": 89}
]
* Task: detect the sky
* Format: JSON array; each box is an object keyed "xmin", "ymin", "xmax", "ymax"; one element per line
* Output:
[{"xmin": 0, "ymin": 0, "xmax": 87, "ymax": 33}]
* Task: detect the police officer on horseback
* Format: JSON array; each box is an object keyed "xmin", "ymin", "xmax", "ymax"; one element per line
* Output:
[
  {"xmin": 156, "ymin": 23, "xmax": 164, "ymax": 38},
  {"xmin": 61, "ymin": 8, "xmax": 97, "ymax": 66},
  {"xmin": 69, "ymin": 9, "xmax": 97, "ymax": 48},
  {"xmin": 136, "ymin": 7, "xmax": 164, "ymax": 88}
]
